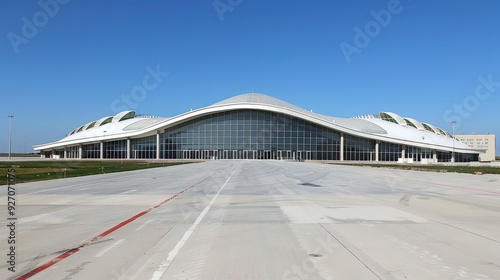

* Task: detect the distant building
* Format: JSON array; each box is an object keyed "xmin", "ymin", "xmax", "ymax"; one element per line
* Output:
[{"xmin": 456, "ymin": 133, "xmax": 496, "ymax": 161}]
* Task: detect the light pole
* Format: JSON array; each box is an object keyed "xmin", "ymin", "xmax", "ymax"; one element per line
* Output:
[
  {"xmin": 7, "ymin": 115, "xmax": 14, "ymax": 160},
  {"xmin": 451, "ymin": 120, "xmax": 456, "ymax": 163},
  {"xmin": 24, "ymin": 136, "xmax": 27, "ymax": 154}
]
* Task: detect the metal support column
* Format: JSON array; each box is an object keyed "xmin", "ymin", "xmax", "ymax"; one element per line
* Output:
[
  {"xmin": 156, "ymin": 131, "xmax": 160, "ymax": 160},
  {"xmin": 126, "ymin": 138, "xmax": 131, "ymax": 159},
  {"xmin": 340, "ymin": 133, "xmax": 344, "ymax": 161}
]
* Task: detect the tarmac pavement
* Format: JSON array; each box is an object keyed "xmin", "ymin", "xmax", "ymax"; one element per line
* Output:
[{"xmin": 1, "ymin": 160, "xmax": 500, "ymax": 279}]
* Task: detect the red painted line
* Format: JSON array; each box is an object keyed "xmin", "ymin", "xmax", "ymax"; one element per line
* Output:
[
  {"xmin": 16, "ymin": 175, "xmax": 212, "ymax": 279},
  {"xmin": 87, "ymin": 211, "xmax": 150, "ymax": 244},
  {"xmin": 17, "ymin": 248, "xmax": 80, "ymax": 280}
]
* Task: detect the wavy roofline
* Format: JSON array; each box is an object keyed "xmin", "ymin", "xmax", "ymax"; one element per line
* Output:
[{"xmin": 34, "ymin": 93, "xmax": 482, "ymax": 154}]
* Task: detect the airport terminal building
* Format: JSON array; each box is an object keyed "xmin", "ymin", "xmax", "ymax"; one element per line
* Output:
[{"xmin": 34, "ymin": 93, "xmax": 482, "ymax": 162}]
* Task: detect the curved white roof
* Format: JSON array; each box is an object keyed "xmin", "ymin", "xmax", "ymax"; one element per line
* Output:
[
  {"xmin": 94, "ymin": 116, "xmax": 113, "ymax": 127},
  {"xmin": 212, "ymin": 94, "xmax": 388, "ymax": 134},
  {"xmin": 421, "ymin": 122, "xmax": 441, "ymax": 135},
  {"xmin": 112, "ymin": 110, "xmax": 135, "ymax": 123},
  {"xmin": 380, "ymin": 112, "xmax": 407, "ymax": 126},
  {"xmin": 403, "ymin": 117, "xmax": 425, "ymax": 131},
  {"xmin": 34, "ymin": 93, "xmax": 481, "ymax": 154}
]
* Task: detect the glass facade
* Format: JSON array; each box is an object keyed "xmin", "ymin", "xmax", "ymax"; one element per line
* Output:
[
  {"xmin": 131, "ymin": 136, "xmax": 156, "ymax": 159},
  {"xmin": 45, "ymin": 109, "xmax": 480, "ymax": 162},
  {"xmin": 53, "ymin": 149, "xmax": 64, "ymax": 158},
  {"xmin": 66, "ymin": 145, "xmax": 79, "ymax": 158},
  {"xmin": 379, "ymin": 142, "xmax": 401, "ymax": 161},
  {"xmin": 344, "ymin": 135, "xmax": 375, "ymax": 161},
  {"xmin": 405, "ymin": 146, "xmax": 434, "ymax": 162},
  {"xmin": 104, "ymin": 140, "xmax": 127, "ymax": 159},
  {"xmin": 160, "ymin": 110, "xmax": 340, "ymax": 160},
  {"xmin": 82, "ymin": 143, "xmax": 100, "ymax": 159},
  {"xmin": 454, "ymin": 153, "xmax": 478, "ymax": 162}
]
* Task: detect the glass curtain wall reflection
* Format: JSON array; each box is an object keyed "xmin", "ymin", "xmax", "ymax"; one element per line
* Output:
[
  {"xmin": 379, "ymin": 142, "xmax": 401, "ymax": 161},
  {"xmin": 455, "ymin": 152, "xmax": 478, "ymax": 162},
  {"xmin": 131, "ymin": 135, "xmax": 156, "ymax": 159},
  {"xmin": 344, "ymin": 135, "xmax": 375, "ymax": 161},
  {"xmin": 160, "ymin": 110, "xmax": 341, "ymax": 160},
  {"xmin": 406, "ymin": 146, "xmax": 433, "ymax": 162},
  {"xmin": 82, "ymin": 143, "xmax": 100, "ymax": 159},
  {"xmin": 66, "ymin": 146, "xmax": 79, "ymax": 158},
  {"xmin": 103, "ymin": 140, "xmax": 127, "ymax": 159}
]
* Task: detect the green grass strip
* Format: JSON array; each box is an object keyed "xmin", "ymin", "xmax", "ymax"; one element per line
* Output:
[{"xmin": 1, "ymin": 161, "xmax": 194, "ymax": 185}]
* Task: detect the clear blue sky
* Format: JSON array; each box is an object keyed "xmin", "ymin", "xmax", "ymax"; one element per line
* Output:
[{"xmin": 1, "ymin": 0, "xmax": 499, "ymax": 154}]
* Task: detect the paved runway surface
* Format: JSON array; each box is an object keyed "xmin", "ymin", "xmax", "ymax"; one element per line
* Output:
[{"xmin": 1, "ymin": 160, "xmax": 500, "ymax": 279}]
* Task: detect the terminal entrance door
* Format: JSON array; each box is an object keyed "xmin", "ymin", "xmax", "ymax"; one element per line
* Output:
[
  {"xmin": 244, "ymin": 150, "xmax": 255, "ymax": 159},
  {"xmin": 305, "ymin": 151, "xmax": 311, "ymax": 160},
  {"xmin": 277, "ymin": 150, "xmax": 283, "ymax": 160},
  {"xmin": 264, "ymin": 150, "xmax": 271, "ymax": 160}
]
